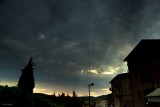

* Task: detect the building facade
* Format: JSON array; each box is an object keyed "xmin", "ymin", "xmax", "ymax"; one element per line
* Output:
[
  {"xmin": 95, "ymin": 99, "xmax": 108, "ymax": 107},
  {"xmin": 110, "ymin": 73, "xmax": 133, "ymax": 107},
  {"xmin": 124, "ymin": 39, "xmax": 160, "ymax": 107}
]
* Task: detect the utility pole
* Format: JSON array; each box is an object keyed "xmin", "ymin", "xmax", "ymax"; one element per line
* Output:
[{"xmin": 88, "ymin": 83, "xmax": 94, "ymax": 107}]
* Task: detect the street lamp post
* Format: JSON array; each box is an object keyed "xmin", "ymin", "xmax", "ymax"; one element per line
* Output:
[{"xmin": 88, "ymin": 83, "xmax": 94, "ymax": 107}]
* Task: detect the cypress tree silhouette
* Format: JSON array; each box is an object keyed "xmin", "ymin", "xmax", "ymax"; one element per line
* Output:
[{"xmin": 18, "ymin": 57, "xmax": 35, "ymax": 93}]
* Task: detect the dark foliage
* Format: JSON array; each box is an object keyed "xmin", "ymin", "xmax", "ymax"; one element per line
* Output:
[
  {"xmin": 0, "ymin": 85, "xmax": 83, "ymax": 107},
  {"xmin": 0, "ymin": 86, "xmax": 33, "ymax": 107},
  {"xmin": 18, "ymin": 57, "xmax": 35, "ymax": 93},
  {"xmin": 0, "ymin": 86, "xmax": 61, "ymax": 107},
  {"xmin": 48, "ymin": 92, "xmax": 83, "ymax": 107}
]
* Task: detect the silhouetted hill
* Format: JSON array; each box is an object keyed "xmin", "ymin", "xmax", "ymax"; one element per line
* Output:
[{"xmin": 96, "ymin": 95, "xmax": 108, "ymax": 100}]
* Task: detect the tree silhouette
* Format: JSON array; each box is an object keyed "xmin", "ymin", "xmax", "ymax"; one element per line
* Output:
[
  {"xmin": 73, "ymin": 90, "xmax": 77, "ymax": 98},
  {"xmin": 18, "ymin": 57, "xmax": 35, "ymax": 93}
]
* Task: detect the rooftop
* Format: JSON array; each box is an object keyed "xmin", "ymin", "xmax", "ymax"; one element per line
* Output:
[
  {"xmin": 146, "ymin": 88, "xmax": 160, "ymax": 97},
  {"xmin": 109, "ymin": 73, "xmax": 129, "ymax": 83},
  {"xmin": 124, "ymin": 39, "xmax": 160, "ymax": 61}
]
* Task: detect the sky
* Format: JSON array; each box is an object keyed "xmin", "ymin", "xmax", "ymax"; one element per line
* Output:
[{"xmin": 0, "ymin": 0, "xmax": 160, "ymax": 97}]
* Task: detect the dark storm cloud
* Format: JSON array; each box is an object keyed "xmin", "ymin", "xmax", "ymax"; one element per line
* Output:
[{"xmin": 1, "ymin": 0, "xmax": 160, "ymax": 95}]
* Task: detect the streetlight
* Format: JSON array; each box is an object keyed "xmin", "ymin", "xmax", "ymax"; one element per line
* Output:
[{"xmin": 88, "ymin": 83, "xmax": 94, "ymax": 107}]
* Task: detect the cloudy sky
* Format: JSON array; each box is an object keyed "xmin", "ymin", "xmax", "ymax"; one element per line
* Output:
[{"xmin": 0, "ymin": 0, "xmax": 160, "ymax": 96}]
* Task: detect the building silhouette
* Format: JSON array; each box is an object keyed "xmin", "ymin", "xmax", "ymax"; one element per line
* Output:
[
  {"xmin": 110, "ymin": 73, "xmax": 133, "ymax": 107},
  {"xmin": 124, "ymin": 39, "xmax": 160, "ymax": 107}
]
